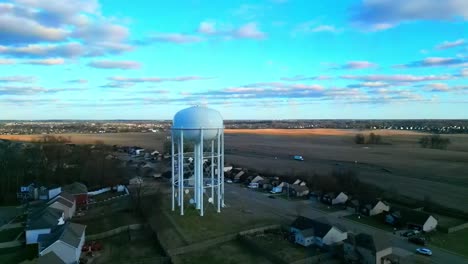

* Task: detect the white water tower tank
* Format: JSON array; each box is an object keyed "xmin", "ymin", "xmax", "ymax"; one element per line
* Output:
[{"xmin": 173, "ymin": 106, "xmax": 223, "ymax": 141}]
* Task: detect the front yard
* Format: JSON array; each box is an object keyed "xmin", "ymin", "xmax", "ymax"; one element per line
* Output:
[
  {"xmin": 0, "ymin": 244, "xmax": 37, "ymax": 263},
  {"xmin": 428, "ymin": 229, "xmax": 468, "ymax": 257},
  {"xmin": 344, "ymin": 214, "xmax": 395, "ymax": 232},
  {"xmin": 75, "ymin": 209, "xmax": 144, "ymax": 235},
  {"xmin": 0, "ymin": 227, "xmax": 23, "ymax": 242},
  {"xmin": 244, "ymin": 231, "xmax": 320, "ymax": 263},
  {"xmin": 92, "ymin": 229, "xmax": 166, "ymax": 264}
]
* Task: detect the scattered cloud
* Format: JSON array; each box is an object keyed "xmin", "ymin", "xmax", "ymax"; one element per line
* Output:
[
  {"xmin": 436, "ymin": 39, "xmax": 466, "ymax": 50},
  {"xmin": 197, "ymin": 22, "xmax": 216, "ymax": 35},
  {"xmin": 108, "ymin": 76, "xmax": 213, "ymax": 83},
  {"xmin": 88, "ymin": 60, "xmax": 141, "ymax": 69},
  {"xmin": 149, "ymin": 33, "xmax": 203, "ymax": 44},
  {"xmin": 65, "ymin": 79, "xmax": 88, "ymax": 84},
  {"xmin": 293, "ymin": 21, "xmax": 340, "ymax": 34},
  {"xmin": 311, "ymin": 25, "xmax": 340, "ymax": 33},
  {"xmin": 0, "ymin": 59, "xmax": 15, "ymax": 65},
  {"xmin": 280, "ymin": 75, "xmax": 332, "ymax": 81},
  {"xmin": 347, "ymin": 82, "xmax": 389, "ymax": 88},
  {"xmin": 24, "ymin": 58, "xmax": 65, "ymax": 65},
  {"xmin": 0, "ymin": 76, "xmax": 36, "ymax": 83},
  {"xmin": 352, "ymin": 0, "xmax": 468, "ymax": 30},
  {"xmin": 341, "ymin": 61, "xmax": 378, "ymax": 69},
  {"xmin": 0, "ymin": 0, "xmax": 133, "ymax": 59},
  {"xmin": 398, "ymin": 57, "xmax": 467, "ymax": 68},
  {"xmin": 341, "ymin": 74, "xmax": 453, "ymax": 83},
  {"xmin": 233, "ymin": 23, "xmax": 266, "ymax": 39},
  {"xmin": 425, "ymin": 83, "xmax": 468, "ymax": 92}
]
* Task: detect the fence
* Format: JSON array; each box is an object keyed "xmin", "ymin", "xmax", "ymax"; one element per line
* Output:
[
  {"xmin": 86, "ymin": 224, "xmax": 146, "ymax": 240},
  {"xmin": 443, "ymin": 222, "xmax": 468, "ymax": 233},
  {"xmin": 167, "ymin": 224, "xmax": 281, "ymax": 257}
]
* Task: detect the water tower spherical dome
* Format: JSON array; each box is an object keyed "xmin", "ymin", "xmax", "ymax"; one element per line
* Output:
[{"xmin": 172, "ymin": 106, "xmax": 223, "ymax": 141}]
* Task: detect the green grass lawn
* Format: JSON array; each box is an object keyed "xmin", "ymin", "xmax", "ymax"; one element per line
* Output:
[
  {"xmin": 178, "ymin": 240, "xmax": 272, "ymax": 264},
  {"xmin": 246, "ymin": 232, "xmax": 316, "ymax": 263},
  {"xmin": 0, "ymin": 244, "xmax": 37, "ymax": 263},
  {"xmin": 313, "ymin": 203, "xmax": 346, "ymax": 213},
  {"xmin": 428, "ymin": 229, "xmax": 468, "ymax": 257},
  {"xmin": 345, "ymin": 214, "xmax": 395, "ymax": 232},
  {"xmin": 75, "ymin": 209, "xmax": 144, "ymax": 234},
  {"xmin": 0, "ymin": 227, "xmax": 24, "ymax": 243},
  {"xmin": 93, "ymin": 229, "xmax": 166, "ymax": 264},
  {"xmin": 169, "ymin": 205, "xmax": 275, "ymax": 243}
]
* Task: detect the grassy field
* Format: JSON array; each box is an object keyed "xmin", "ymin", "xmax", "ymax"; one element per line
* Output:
[
  {"xmin": 2, "ymin": 129, "xmax": 468, "ymax": 212},
  {"xmin": 75, "ymin": 209, "xmax": 144, "ymax": 234},
  {"xmin": 93, "ymin": 229, "xmax": 166, "ymax": 264},
  {"xmin": 178, "ymin": 240, "xmax": 272, "ymax": 264},
  {"xmin": 428, "ymin": 229, "xmax": 468, "ymax": 257},
  {"xmin": 0, "ymin": 245, "xmax": 37, "ymax": 264},
  {"xmin": 245, "ymin": 232, "xmax": 315, "ymax": 263},
  {"xmin": 0, "ymin": 227, "xmax": 23, "ymax": 242}
]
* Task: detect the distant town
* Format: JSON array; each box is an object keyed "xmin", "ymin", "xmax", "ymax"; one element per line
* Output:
[{"xmin": 1, "ymin": 119, "xmax": 468, "ymax": 135}]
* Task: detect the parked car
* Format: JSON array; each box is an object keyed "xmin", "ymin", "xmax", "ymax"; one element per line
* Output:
[
  {"xmin": 416, "ymin": 248, "xmax": 432, "ymax": 256},
  {"xmin": 401, "ymin": 230, "xmax": 416, "ymax": 237},
  {"xmin": 226, "ymin": 179, "xmax": 233, "ymax": 183},
  {"xmin": 409, "ymin": 237, "xmax": 426, "ymax": 246}
]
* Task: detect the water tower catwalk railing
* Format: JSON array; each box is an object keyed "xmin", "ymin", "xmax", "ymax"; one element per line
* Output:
[{"xmin": 171, "ymin": 128, "xmax": 224, "ymax": 216}]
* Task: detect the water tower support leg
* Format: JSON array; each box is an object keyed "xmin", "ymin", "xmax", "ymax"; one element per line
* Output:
[
  {"xmin": 211, "ymin": 140, "xmax": 214, "ymax": 201},
  {"xmin": 171, "ymin": 131, "xmax": 175, "ymax": 211},
  {"xmin": 217, "ymin": 130, "xmax": 221, "ymax": 213},
  {"xmin": 200, "ymin": 129, "xmax": 204, "ymax": 216},
  {"xmin": 180, "ymin": 130, "xmax": 184, "ymax": 216}
]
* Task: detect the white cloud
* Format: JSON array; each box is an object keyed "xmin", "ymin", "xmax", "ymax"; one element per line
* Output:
[
  {"xmin": 88, "ymin": 60, "xmax": 141, "ymax": 69},
  {"xmin": 436, "ymin": 39, "xmax": 466, "ymax": 50}
]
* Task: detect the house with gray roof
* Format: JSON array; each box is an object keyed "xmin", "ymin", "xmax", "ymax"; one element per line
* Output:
[
  {"xmin": 385, "ymin": 207, "xmax": 438, "ymax": 232},
  {"xmin": 26, "ymin": 206, "xmax": 65, "ymax": 244},
  {"xmin": 47, "ymin": 195, "xmax": 76, "ymax": 220},
  {"xmin": 37, "ymin": 251, "xmax": 66, "ymax": 264},
  {"xmin": 360, "ymin": 199, "xmax": 390, "ymax": 216},
  {"xmin": 344, "ymin": 233, "xmax": 393, "ymax": 264},
  {"xmin": 291, "ymin": 216, "xmax": 347, "ymax": 247},
  {"xmin": 38, "ymin": 222, "xmax": 86, "ymax": 264}
]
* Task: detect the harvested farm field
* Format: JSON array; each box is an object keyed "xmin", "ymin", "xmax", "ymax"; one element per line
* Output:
[{"xmin": 2, "ymin": 129, "xmax": 468, "ymax": 212}]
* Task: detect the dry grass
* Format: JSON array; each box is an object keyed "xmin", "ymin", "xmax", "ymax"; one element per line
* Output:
[{"xmin": 225, "ymin": 128, "xmax": 426, "ymax": 136}]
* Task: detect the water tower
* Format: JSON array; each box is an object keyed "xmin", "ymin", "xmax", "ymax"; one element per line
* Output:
[{"xmin": 171, "ymin": 106, "xmax": 225, "ymax": 216}]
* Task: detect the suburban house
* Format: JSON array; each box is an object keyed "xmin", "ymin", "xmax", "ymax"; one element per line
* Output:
[
  {"xmin": 289, "ymin": 185, "xmax": 310, "ymax": 197},
  {"xmin": 38, "ymin": 186, "xmax": 62, "ymax": 201},
  {"xmin": 233, "ymin": 170, "xmax": 245, "ymax": 182},
  {"xmin": 62, "ymin": 182, "xmax": 88, "ymax": 207},
  {"xmin": 344, "ymin": 233, "xmax": 393, "ymax": 264},
  {"xmin": 360, "ymin": 200, "xmax": 390, "ymax": 216},
  {"xmin": 321, "ymin": 192, "xmax": 349, "ymax": 205},
  {"xmin": 250, "ymin": 175, "xmax": 264, "ymax": 184},
  {"xmin": 38, "ymin": 222, "xmax": 86, "ymax": 264},
  {"xmin": 290, "ymin": 216, "xmax": 347, "ymax": 247},
  {"xmin": 293, "ymin": 179, "xmax": 301, "ymax": 185},
  {"xmin": 47, "ymin": 193, "xmax": 76, "ymax": 220},
  {"xmin": 385, "ymin": 208, "xmax": 438, "ymax": 232},
  {"xmin": 26, "ymin": 207, "xmax": 65, "ymax": 244},
  {"xmin": 37, "ymin": 251, "xmax": 66, "ymax": 264},
  {"xmin": 129, "ymin": 176, "xmax": 144, "ymax": 185}
]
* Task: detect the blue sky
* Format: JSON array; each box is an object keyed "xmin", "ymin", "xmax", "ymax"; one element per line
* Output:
[{"xmin": 0, "ymin": 0, "xmax": 467, "ymax": 120}]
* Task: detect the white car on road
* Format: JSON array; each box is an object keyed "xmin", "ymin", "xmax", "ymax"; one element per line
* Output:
[{"xmin": 416, "ymin": 248, "xmax": 432, "ymax": 256}]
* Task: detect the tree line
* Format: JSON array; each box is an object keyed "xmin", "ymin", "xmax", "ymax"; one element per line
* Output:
[
  {"xmin": 419, "ymin": 135, "xmax": 451, "ymax": 150},
  {"xmin": 0, "ymin": 136, "xmax": 128, "ymax": 205},
  {"xmin": 354, "ymin": 133, "xmax": 383, "ymax": 145}
]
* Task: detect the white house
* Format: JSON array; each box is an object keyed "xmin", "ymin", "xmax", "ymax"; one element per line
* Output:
[
  {"xmin": 293, "ymin": 179, "xmax": 301, "ymax": 185},
  {"xmin": 38, "ymin": 222, "xmax": 86, "ymax": 264},
  {"xmin": 322, "ymin": 192, "xmax": 348, "ymax": 205},
  {"xmin": 39, "ymin": 186, "xmax": 62, "ymax": 201},
  {"xmin": 386, "ymin": 207, "xmax": 438, "ymax": 232},
  {"xmin": 26, "ymin": 207, "xmax": 65, "ymax": 244},
  {"xmin": 251, "ymin": 175, "xmax": 264, "ymax": 184},
  {"xmin": 361, "ymin": 200, "xmax": 390, "ymax": 216},
  {"xmin": 291, "ymin": 216, "xmax": 347, "ymax": 247},
  {"xmin": 47, "ymin": 197, "xmax": 76, "ymax": 220}
]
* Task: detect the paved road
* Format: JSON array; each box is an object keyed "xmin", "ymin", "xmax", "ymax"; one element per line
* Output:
[{"xmin": 224, "ymin": 184, "xmax": 468, "ymax": 264}]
